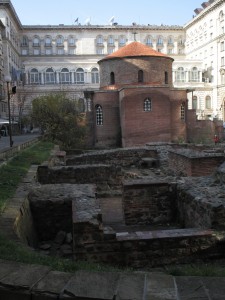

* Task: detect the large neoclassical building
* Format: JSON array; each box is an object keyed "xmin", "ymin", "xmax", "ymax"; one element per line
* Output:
[{"xmin": 0, "ymin": 0, "xmax": 224, "ymax": 126}]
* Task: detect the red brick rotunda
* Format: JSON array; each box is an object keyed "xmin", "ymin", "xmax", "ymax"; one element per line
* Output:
[{"xmin": 87, "ymin": 41, "xmax": 188, "ymax": 147}]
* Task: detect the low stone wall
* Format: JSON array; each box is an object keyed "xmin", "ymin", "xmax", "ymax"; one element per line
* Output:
[
  {"xmin": 177, "ymin": 178, "xmax": 225, "ymax": 230},
  {"xmin": 66, "ymin": 147, "xmax": 158, "ymax": 167},
  {"xmin": 0, "ymin": 137, "xmax": 40, "ymax": 163},
  {"xmin": 37, "ymin": 164, "xmax": 124, "ymax": 186},
  {"xmin": 28, "ymin": 184, "xmax": 96, "ymax": 241},
  {"xmin": 215, "ymin": 162, "xmax": 225, "ymax": 184},
  {"xmin": 14, "ymin": 197, "xmax": 38, "ymax": 247},
  {"xmin": 168, "ymin": 149, "xmax": 224, "ymax": 176},
  {"xmin": 0, "ymin": 165, "xmax": 39, "ymax": 247},
  {"xmin": 26, "ymin": 177, "xmax": 225, "ymax": 268},
  {"xmin": 123, "ymin": 179, "xmax": 177, "ymax": 225},
  {"xmin": 74, "ymin": 227, "xmax": 218, "ymax": 268}
]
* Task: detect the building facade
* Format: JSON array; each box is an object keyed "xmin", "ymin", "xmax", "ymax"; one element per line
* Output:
[{"xmin": 0, "ymin": 0, "xmax": 224, "ymax": 127}]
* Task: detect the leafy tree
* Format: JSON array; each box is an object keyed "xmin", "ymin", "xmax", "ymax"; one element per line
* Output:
[{"xmin": 31, "ymin": 93, "xmax": 86, "ymax": 149}]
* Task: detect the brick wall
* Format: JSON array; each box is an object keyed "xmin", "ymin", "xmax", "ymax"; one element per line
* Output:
[
  {"xmin": 93, "ymin": 91, "xmax": 120, "ymax": 147},
  {"xmin": 168, "ymin": 150, "xmax": 224, "ymax": 176},
  {"xmin": 74, "ymin": 226, "xmax": 217, "ymax": 268},
  {"xmin": 99, "ymin": 57, "xmax": 173, "ymax": 87},
  {"xmin": 177, "ymin": 185, "xmax": 225, "ymax": 229},
  {"xmin": 119, "ymin": 87, "xmax": 187, "ymax": 147},
  {"xmin": 66, "ymin": 147, "xmax": 158, "ymax": 167},
  {"xmin": 186, "ymin": 111, "xmax": 224, "ymax": 143},
  {"xmin": 123, "ymin": 180, "xmax": 177, "ymax": 225},
  {"xmin": 37, "ymin": 164, "xmax": 124, "ymax": 186}
]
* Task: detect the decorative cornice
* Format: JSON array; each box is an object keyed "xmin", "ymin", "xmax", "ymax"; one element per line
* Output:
[
  {"xmin": 22, "ymin": 25, "xmax": 183, "ymax": 31},
  {"xmin": 0, "ymin": 0, "xmax": 22, "ymax": 29},
  {"xmin": 184, "ymin": 0, "xmax": 224, "ymax": 29}
]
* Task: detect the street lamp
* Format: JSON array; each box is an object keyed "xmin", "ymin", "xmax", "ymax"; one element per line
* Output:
[{"xmin": 5, "ymin": 75, "xmax": 13, "ymax": 147}]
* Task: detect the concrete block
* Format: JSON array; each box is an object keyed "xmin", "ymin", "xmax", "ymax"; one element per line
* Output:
[
  {"xmin": 32, "ymin": 270, "xmax": 74, "ymax": 300},
  {"xmin": 146, "ymin": 273, "xmax": 177, "ymax": 300},
  {"xmin": 202, "ymin": 277, "xmax": 225, "ymax": 300},
  {"xmin": 63, "ymin": 270, "xmax": 121, "ymax": 299},
  {"xmin": 175, "ymin": 277, "xmax": 208, "ymax": 300},
  {"xmin": 116, "ymin": 272, "xmax": 145, "ymax": 300},
  {"xmin": 0, "ymin": 262, "xmax": 51, "ymax": 299},
  {"xmin": 0, "ymin": 259, "xmax": 22, "ymax": 279}
]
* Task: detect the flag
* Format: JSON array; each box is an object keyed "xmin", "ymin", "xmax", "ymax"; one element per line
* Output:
[{"xmin": 75, "ymin": 18, "xmax": 78, "ymax": 23}]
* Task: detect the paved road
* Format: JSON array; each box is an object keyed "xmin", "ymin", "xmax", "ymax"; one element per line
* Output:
[{"xmin": 0, "ymin": 134, "xmax": 40, "ymax": 152}]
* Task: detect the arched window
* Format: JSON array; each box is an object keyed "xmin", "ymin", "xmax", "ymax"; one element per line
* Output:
[
  {"xmin": 178, "ymin": 36, "xmax": 185, "ymax": 46},
  {"xmin": 45, "ymin": 67, "xmax": 55, "ymax": 84},
  {"xmin": 33, "ymin": 37, "xmax": 40, "ymax": 47},
  {"xmin": 219, "ymin": 10, "xmax": 224, "ymax": 22},
  {"xmin": 176, "ymin": 67, "xmax": 185, "ymax": 82},
  {"xmin": 45, "ymin": 36, "xmax": 52, "ymax": 47},
  {"xmin": 192, "ymin": 96, "xmax": 197, "ymax": 109},
  {"xmin": 68, "ymin": 36, "xmax": 75, "ymax": 46},
  {"xmin": 144, "ymin": 98, "xmax": 152, "ymax": 112},
  {"xmin": 108, "ymin": 36, "xmax": 114, "ymax": 45},
  {"xmin": 76, "ymin": 68, "xmax": 84, "ymax": 84},
  {"xmin": 97, "ymin": 35, "xmax": 104, "ymax": 45},
  {"xmin": 165, "ymin": 71, "xmax": 168, "ymax": 84},
  {"xmin": 146, "ymin": 36, "xmax": 153, "ymax": 47},
  {"xmin": 60, "ymin": 68, "xmax": 70, "ymax": 84},
  {"xmin": 21, "ymin": 36, "xmax": 28, "ymax": 46},
  {"xmin": 29, "ymin": 68, "xmax": 40, "ymax": 84},
  {"xmin": 191, "ymin": 67, "xmax": 199, "ymax": 82},
  {"xmin": 96, "ymin": 105, "xmax": 103, "ymax": 125},
  {"xmin": 157, "ymin": 36, "xmax": 163, "ymax": 46},
  {"xmin": 205, "ymin": 95, "xmax": 211, "ymax": 109},
  {"xmin": 110, "ymin": 72, "xmax": 115, "ymax": 85},
  {"xmin": 181, "ymin": 103, "xmax": 185, "ymax": 120},
  {"xmin": 221, "ymin": 68, "xmax": 225, "ymax": 84},
  {"xmin": 56, "ymin": 36, "xmax": 64, "ymax": 46},
  {"xmin": 91, "ymin": 68, "xmax": 99, "ymax": 84},
  {"xmin": 138, "ymin": 70, "xmax": 144, "ymax": 83},
  {"xmin": 168, "ymin": 36, "xmax": 174, "ymax": 46},
  {"xmin": 119, "ymin": 36, "xmax": 126, "ymax": 46},
  {"xmin": 219, "ymin": 10, "xmax": 224, "ymax": 34}
]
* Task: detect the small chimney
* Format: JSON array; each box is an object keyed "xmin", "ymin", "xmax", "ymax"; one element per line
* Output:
[
  {"xmin": 208, "ymin": 0, "xmax": 215, "ymax": 4},
  {"xmin": 194, "ymin": 8, "xmax": 203, "ymax": 14},
  {"xmin": 201, "ymin": 2, "xmax": 210, "ymax": 8}
]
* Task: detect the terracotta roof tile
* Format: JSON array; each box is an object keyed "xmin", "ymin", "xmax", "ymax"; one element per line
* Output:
[{"xmin": 99, "ymin": 41, "xmax": 171, "ymax": 61}]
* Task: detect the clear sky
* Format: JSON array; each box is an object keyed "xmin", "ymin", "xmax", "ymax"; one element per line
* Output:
[{"xmin": 10, "ymin": 0, "xmax": 203, "ymax": 27}]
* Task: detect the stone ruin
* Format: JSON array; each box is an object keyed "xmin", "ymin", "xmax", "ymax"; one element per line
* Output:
[{"xmin": 18, "ymin": 143, "xmax": 225, "ymax": 268}]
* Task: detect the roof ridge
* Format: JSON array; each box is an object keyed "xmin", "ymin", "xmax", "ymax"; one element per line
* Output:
[{"xmin": 99, "ymin": 41, "xmax": 171, "ymax": 62}]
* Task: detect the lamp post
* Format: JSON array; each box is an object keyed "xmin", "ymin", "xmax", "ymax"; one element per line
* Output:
[{"xmin": 5, "ymin": 75, "xmax": 13, "ymax": 147}]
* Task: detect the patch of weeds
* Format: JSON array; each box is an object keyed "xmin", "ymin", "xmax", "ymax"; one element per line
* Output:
[{"xmin": 0, "ymin": 141, "xmax": 53, "ymax": 212}]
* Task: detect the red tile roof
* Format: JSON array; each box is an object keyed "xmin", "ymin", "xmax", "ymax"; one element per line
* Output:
[{"xmin": 99, "ymin": 41, "xmax": 171, "ymax": 62}]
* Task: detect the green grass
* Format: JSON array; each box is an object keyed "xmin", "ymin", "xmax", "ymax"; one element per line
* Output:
[
  {"xmin": 0, "ymin": 234, "xmax": 120, "ymax": 273},
  {"xmin": 167, "ymin": 263, "xmax": 225, "ymax": 277},
  {"xmin": 0, "ymin": 140, "xmax": 53, "ymax": 212}
]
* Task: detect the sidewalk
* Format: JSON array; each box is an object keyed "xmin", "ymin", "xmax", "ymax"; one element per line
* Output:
[
  {"xmin": 0, "ymin": 134, "xmax": 40, "ymax": 152},
  {"xmin": 0, "ymin": 259, "xmax": 225, "ymax": 299}
]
